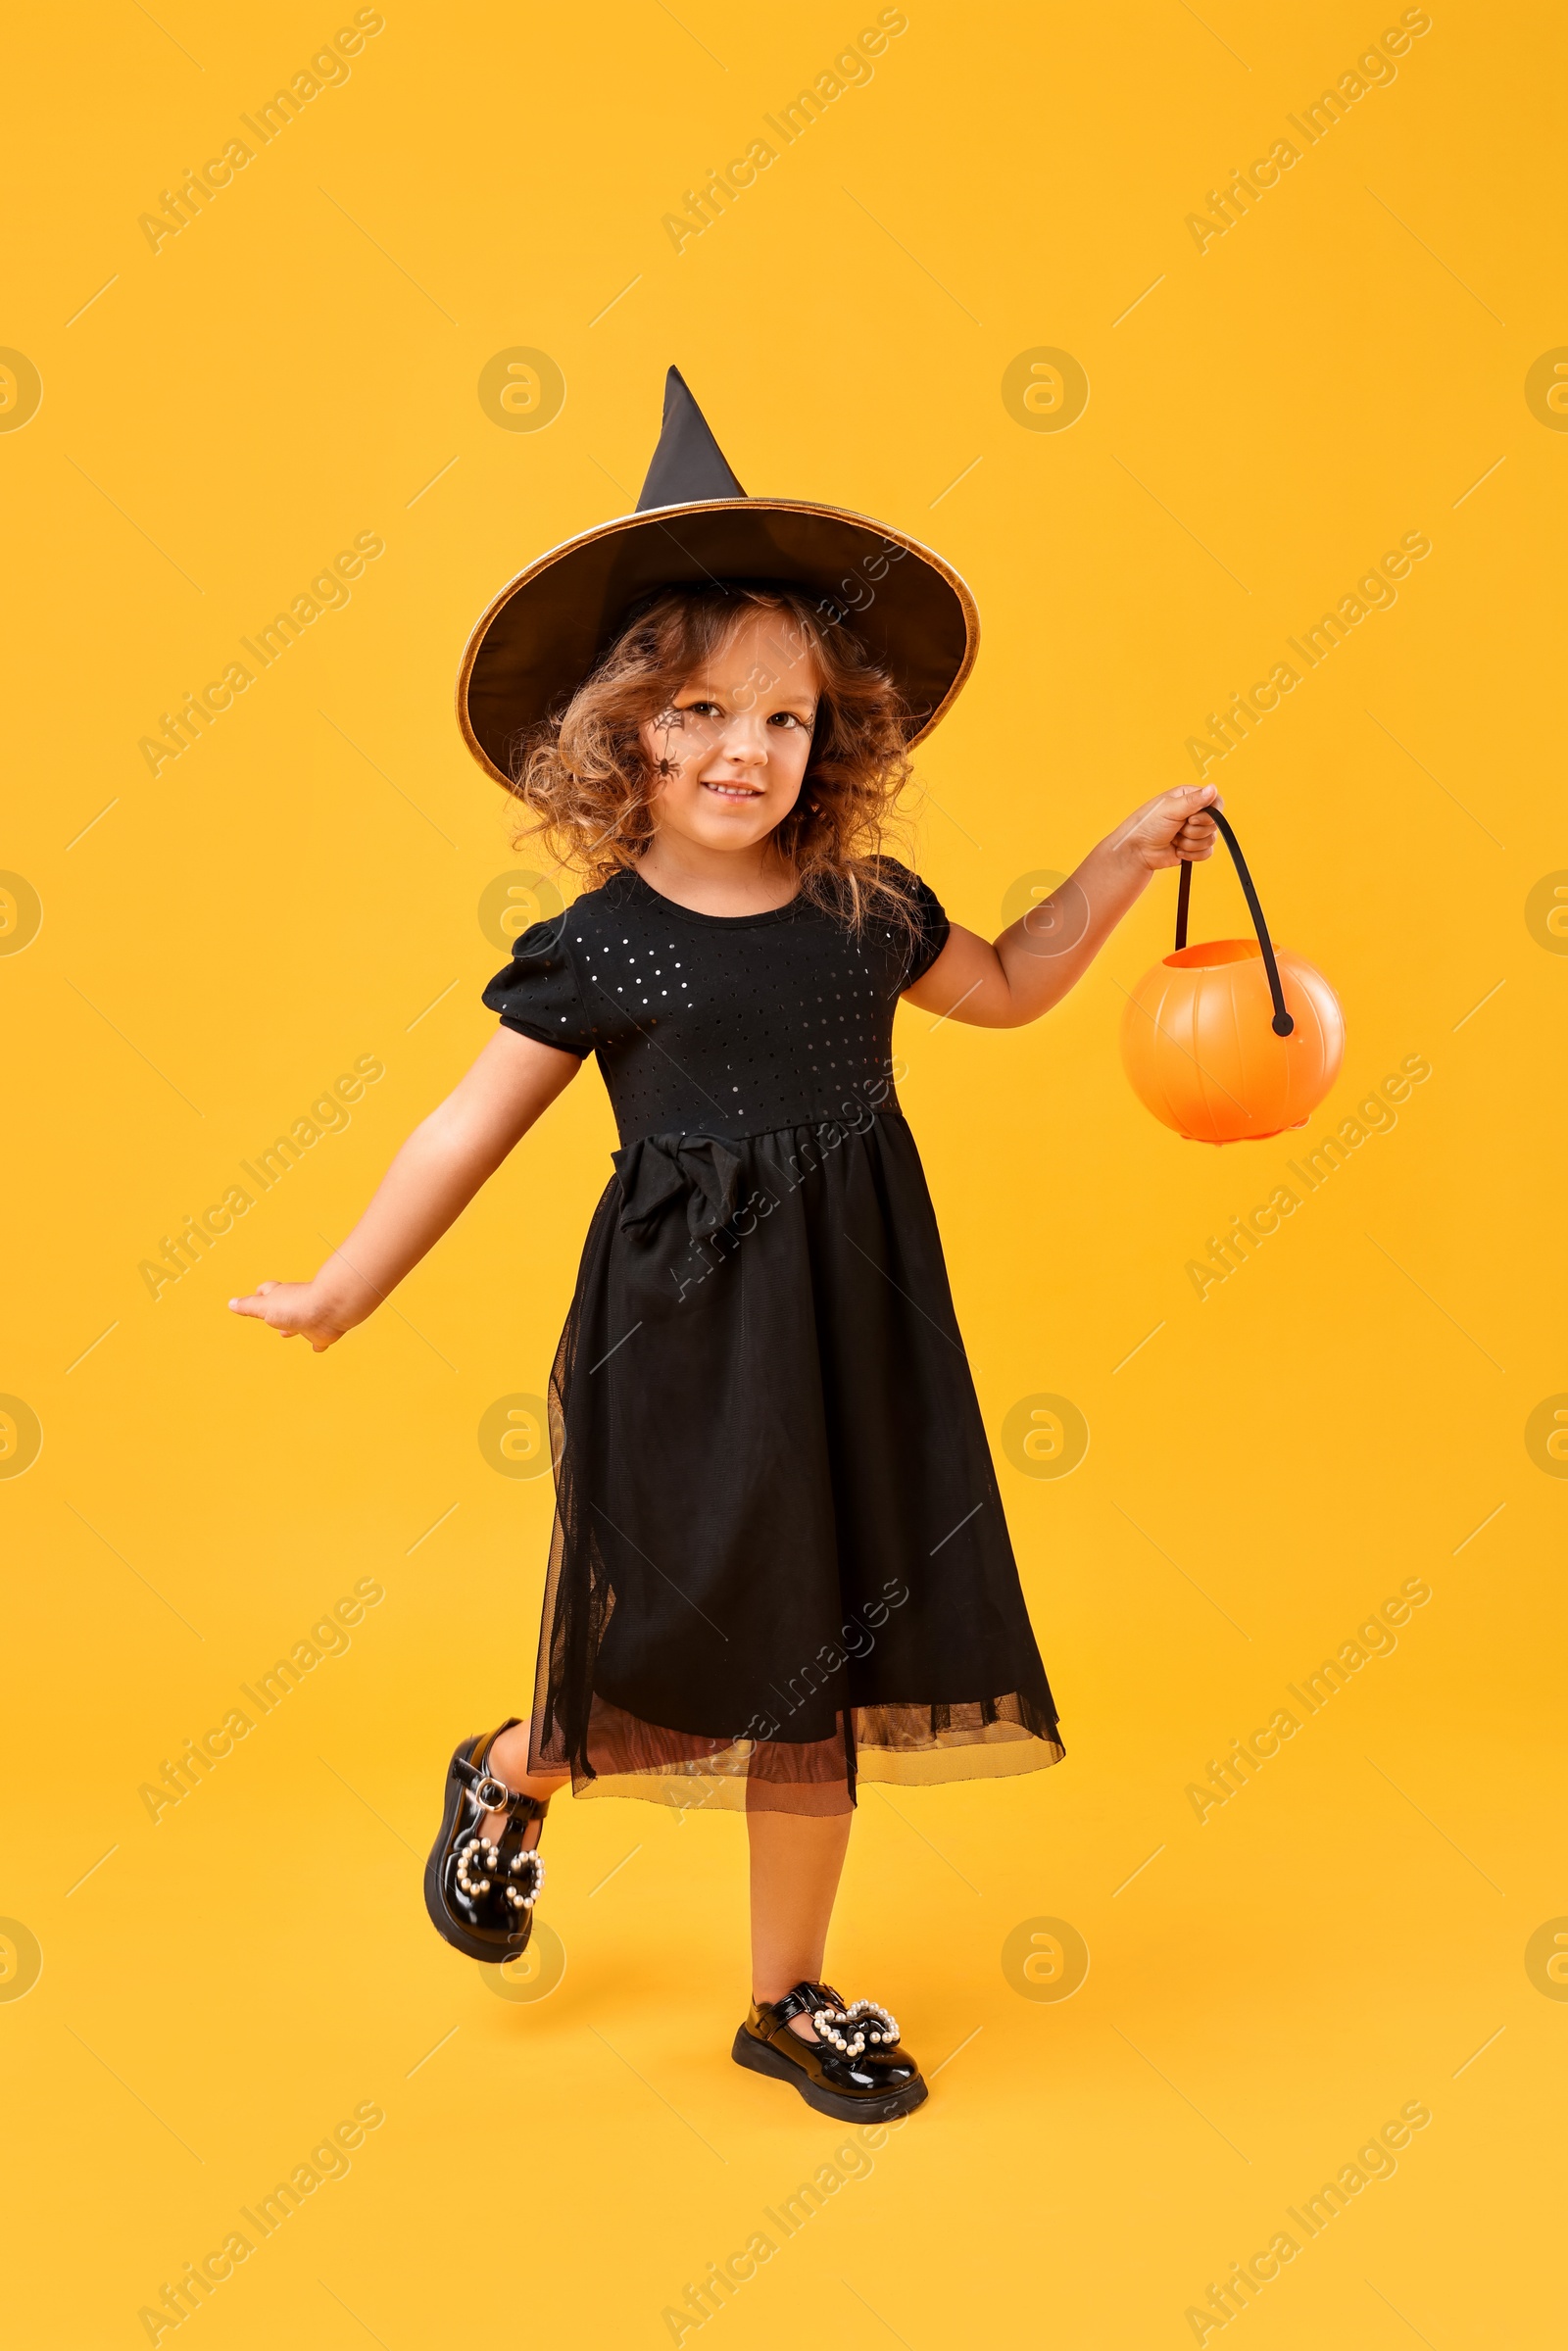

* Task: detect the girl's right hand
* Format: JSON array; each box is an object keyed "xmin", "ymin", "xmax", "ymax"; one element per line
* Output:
[
  {"xmin": 223, "ymin": 1030, "xmax": 579, "ymax": 1360},
  {"xmin": 228, "ymin": 1279, "xmax": 354, "ymax": 1352}
]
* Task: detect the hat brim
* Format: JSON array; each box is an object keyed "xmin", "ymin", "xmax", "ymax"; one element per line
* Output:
[{"xmin": 455, "ymin": 498, "xmax": 978, "ymax": 789}]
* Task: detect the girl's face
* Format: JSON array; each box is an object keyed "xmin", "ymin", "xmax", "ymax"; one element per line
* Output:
[{"xmin": 639, "ymin": 609, "xmax": 820, "ymax": 857}]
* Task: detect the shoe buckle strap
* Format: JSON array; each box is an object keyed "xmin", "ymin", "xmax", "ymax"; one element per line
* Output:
[
  {"xmin": 454, "ymin": 1754, "xmax": 547, "ymax": 1821},
  {"xmin": 771, "ymin": 1979, "xmax": 842, "ymax": 2027}
]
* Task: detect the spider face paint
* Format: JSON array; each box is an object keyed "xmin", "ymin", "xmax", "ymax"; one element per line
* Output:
[
  {"xmin": 649, "ymin": 702, "xmax": 725, "ymax": 781},
  {"xmin": 652, "ymin": 707, "xmax": 683, "ymax": 780},
  {"xmin": 636, "ymin": 614, "xmax": 822, "ymax": 857}
]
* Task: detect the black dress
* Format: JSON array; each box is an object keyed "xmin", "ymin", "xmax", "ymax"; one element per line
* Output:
[{"xmin": 482, "ymin": 861, "xmax": 1063, "ymax": 1816}]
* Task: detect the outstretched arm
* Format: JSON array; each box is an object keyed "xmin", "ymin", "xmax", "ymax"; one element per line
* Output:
[
  {"xmin": 228, "ymin": 1027, "xmax": 582, "ymax": 1350},
  {"xmin": 902, "ymin": 784, "xmax": 1221, "ymax": 1028}
]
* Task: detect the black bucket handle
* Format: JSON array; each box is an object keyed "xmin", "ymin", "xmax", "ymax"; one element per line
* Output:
[{"xmin": 1174, "ymin": 806, "xmax": 1295, "ymax": 1039}]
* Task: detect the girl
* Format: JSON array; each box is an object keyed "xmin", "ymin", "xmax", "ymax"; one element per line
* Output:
[{"xmin": 231, "ymin": 369, "xmax": 1217, "ymax": 2125}]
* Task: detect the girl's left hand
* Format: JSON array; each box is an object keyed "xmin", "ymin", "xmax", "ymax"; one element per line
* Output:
[{"xmin": 1111, "ymin": 784, "xmax": 1222, "ymax": 873}]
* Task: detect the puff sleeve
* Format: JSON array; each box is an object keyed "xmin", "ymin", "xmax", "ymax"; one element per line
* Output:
[
  {"xmin": 481, "ymin": 915, "xmax": 596, "ymax": 1057},
  {"xmin": 880, "ymin": 860, "xmax": 951, "ymax": 989}
]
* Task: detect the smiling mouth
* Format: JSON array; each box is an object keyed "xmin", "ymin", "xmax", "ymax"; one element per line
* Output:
[{"xmin": 702, "ymin": 779, "xmax": 763, "ymax": 801}]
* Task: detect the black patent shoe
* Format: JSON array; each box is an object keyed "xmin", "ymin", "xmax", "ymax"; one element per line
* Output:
[
  {"xmin": 732, "ymin": 1981, "xmax": 927, "ymax": 2122},
  {"xmin": 423, "ymin": 1721, "xmax": 550, "ymax": 1963}
]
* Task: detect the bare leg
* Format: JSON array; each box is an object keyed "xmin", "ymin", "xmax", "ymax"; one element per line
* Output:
[
  {"xmin": 477, "ymin": 1721, "xmax": 567, "ymax": 1846},
  {"xmin": 748, "ymin": 1809, "xmax": 853, "ymax": 2041}
]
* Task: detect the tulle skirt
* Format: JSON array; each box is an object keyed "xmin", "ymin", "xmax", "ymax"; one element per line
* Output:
[{"xmin": 526, "ymin": 1111, "xmax": 1064, "ymax": 1816}]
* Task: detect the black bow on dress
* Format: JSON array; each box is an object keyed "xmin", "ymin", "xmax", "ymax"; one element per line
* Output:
[{"xmin": 612, "ymin": 1132, "xmax": 746, "ymax": 1240}]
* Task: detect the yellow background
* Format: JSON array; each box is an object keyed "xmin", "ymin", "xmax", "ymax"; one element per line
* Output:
[{"xmin": 3, "ymin": 1, "xmax": 1563, "ymax": 2343}]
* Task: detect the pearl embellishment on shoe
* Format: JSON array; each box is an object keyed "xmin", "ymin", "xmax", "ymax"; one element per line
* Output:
[
  {"xmin": 455, "ymin": 1835, "xmax": 500, "ymax": 1898},
  {"xmin": 814, "ymin": 1998, "xmax": 898, "ymax": 2058},
  {"xmin": 455, "ymin": 1834, "xmax": 545, "ymax": 1911}
]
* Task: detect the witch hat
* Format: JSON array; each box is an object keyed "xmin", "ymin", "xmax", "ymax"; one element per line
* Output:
[{"xmin": 456, "ymin": 367, "xmax": 978, "ymax": 790}]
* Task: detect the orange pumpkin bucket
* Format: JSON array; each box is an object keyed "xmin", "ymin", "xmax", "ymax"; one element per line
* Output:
[{"xmin": 1119, "ymin": 808, "xmax": 1345, "ymax": 1145}]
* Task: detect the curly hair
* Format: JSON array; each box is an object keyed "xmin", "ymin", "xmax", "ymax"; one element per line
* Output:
[{"xmin": 506, "ymin": 581, "xmax": 923, "ymax": 941}]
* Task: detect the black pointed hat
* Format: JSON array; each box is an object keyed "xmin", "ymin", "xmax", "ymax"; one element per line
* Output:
[{"xmin": 456, "ymin": 367, "xmax": 978, "ymax": 789}]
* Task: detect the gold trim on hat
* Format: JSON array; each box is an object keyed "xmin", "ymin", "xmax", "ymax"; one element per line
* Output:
[{"xmin": 454, "ymin": 496, "xmax": 980, "ymax": 791}]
